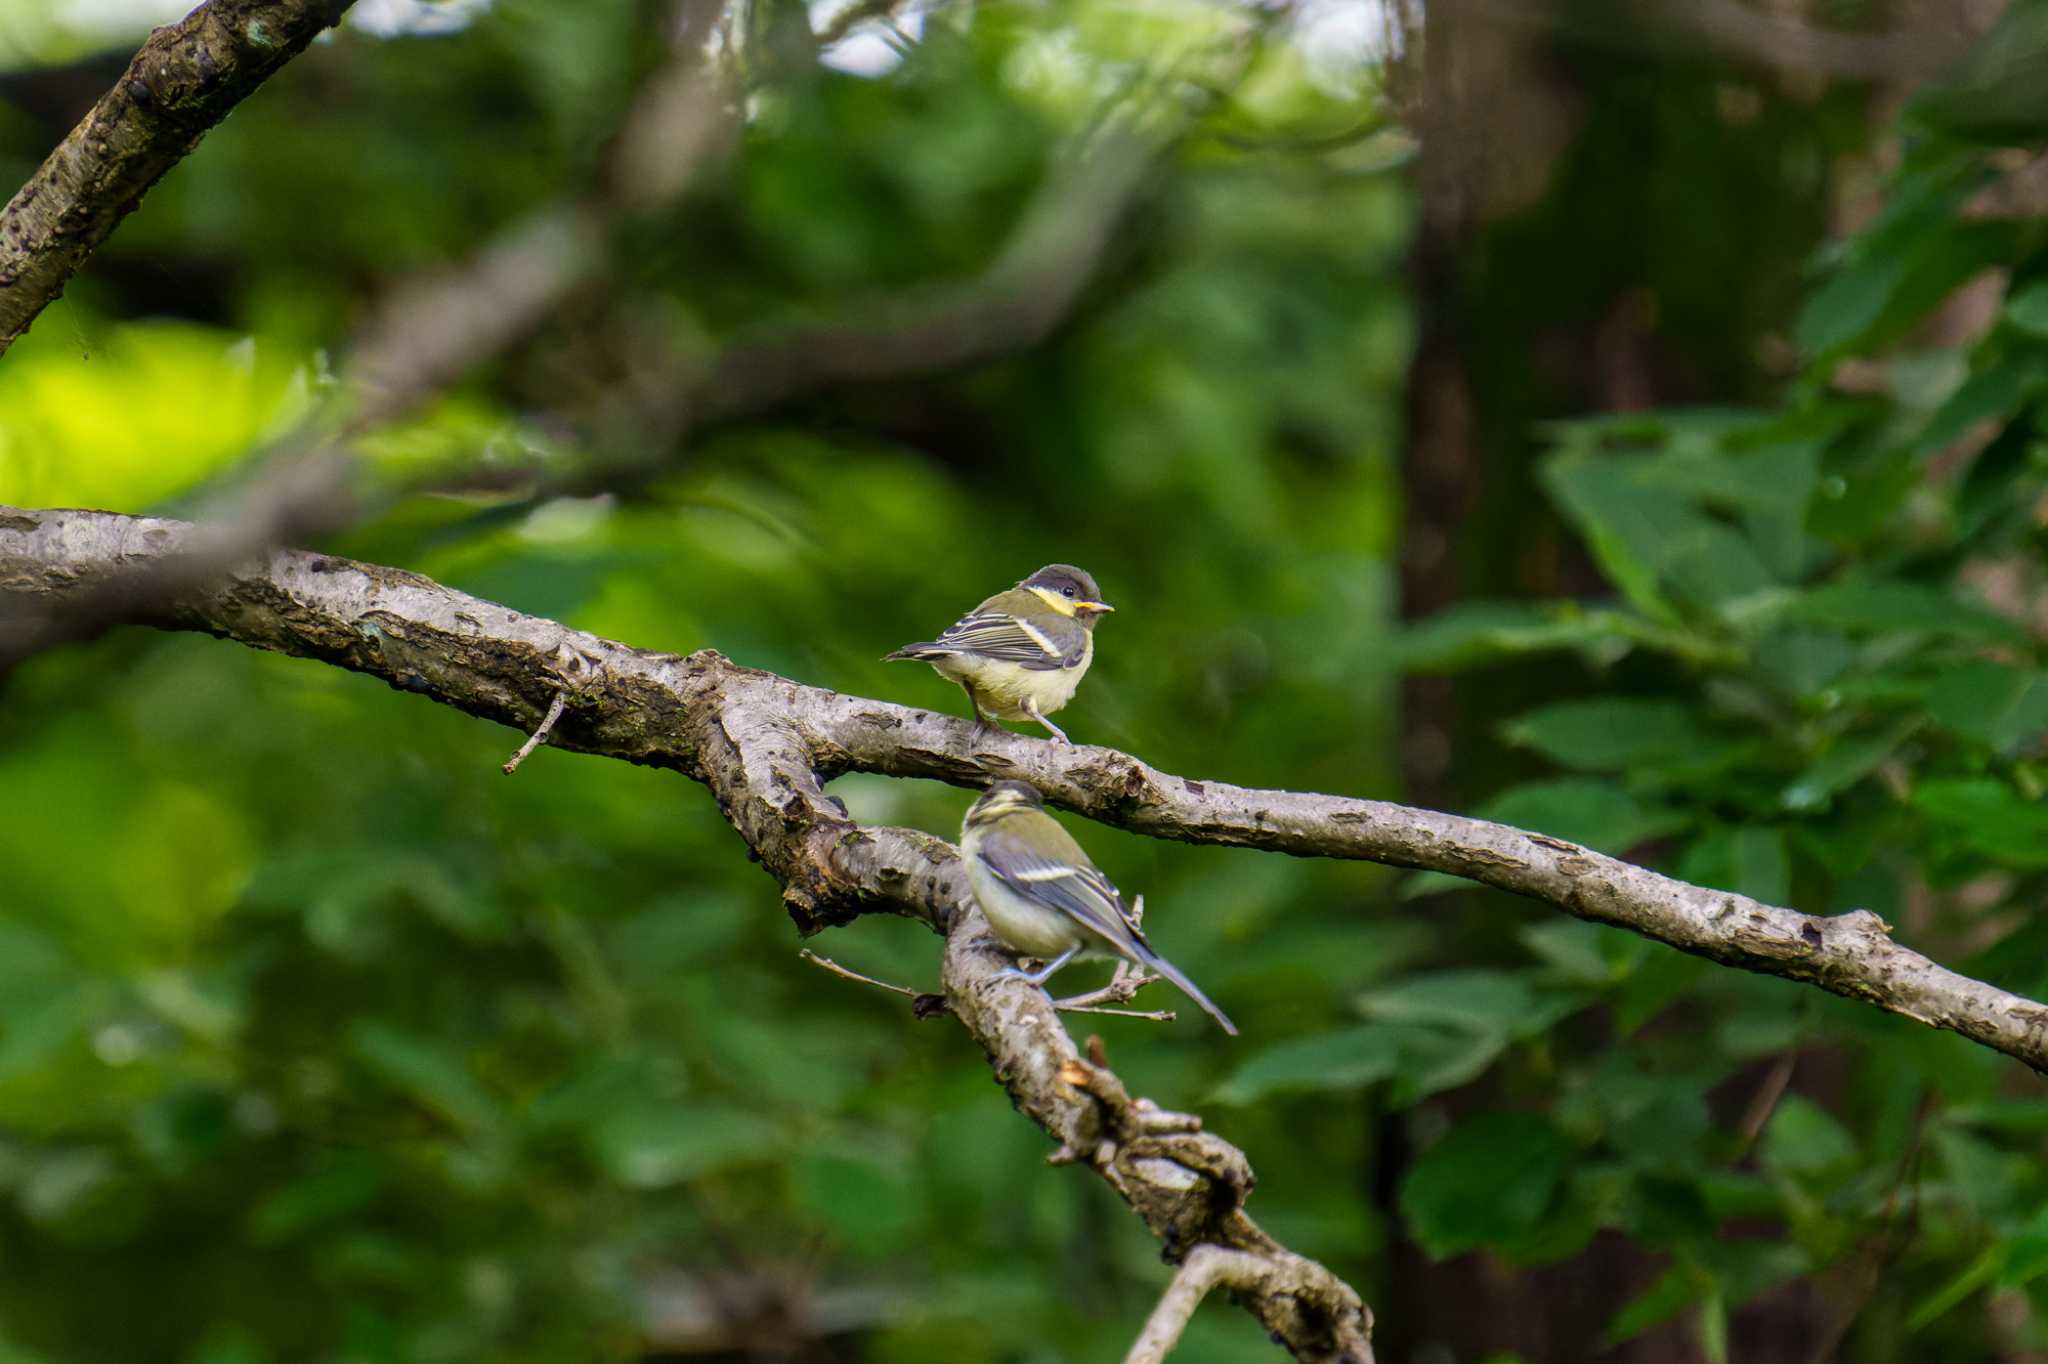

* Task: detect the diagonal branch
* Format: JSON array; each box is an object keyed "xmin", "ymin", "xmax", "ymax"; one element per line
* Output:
[
  {"xmin": 4, "ymin": 504, "xmax": 2048, "ymax": 1086},
  {"xmin": 1125, "ymin": 1244, "xmax": 1292, "ymax": 1364},
  {"xmin": 0, "ymin": 503, "xmax": 1375, "ymax": 1360},
  {"xmin": 0, "ymin": 0, "xmax": 358, "ymax": 355}
]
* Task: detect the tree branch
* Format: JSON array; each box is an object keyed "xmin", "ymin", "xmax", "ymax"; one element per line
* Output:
[
  {"xmin": 0, "ymin": 0, "xmax": 358, "ymax": 355},
  {"xmin": 5, "ymin": 504, "xmax": 2048, "ymax": 1087},
  {"xmin": 0, "ymin": 503, "xmax": 1375, "ymax": 1360},
  {"xmin": 1125, "ymin": 1244, "xmax": 1294, "ymax": 1364}
]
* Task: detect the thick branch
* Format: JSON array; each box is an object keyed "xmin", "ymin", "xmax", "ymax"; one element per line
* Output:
[
  {"xmin": 0, "ymin": 502, "xmax": 1374, "ymax": 1359},
  {"xmin": 0, "ymin": 0, "xmax": 357, "ymax": 354},
  {"xmin": 5, "ymin": 504, "xmax": 2048, "ymax": 1083},
  {"xmin": 1125, "ymin": 1244, "xmax": 1289, "ymax": 1364}
]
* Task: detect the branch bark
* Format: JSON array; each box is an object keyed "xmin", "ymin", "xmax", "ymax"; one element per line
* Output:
[
  {"xmin": 0, "ymin": 502, "xmax": 1375, "ymax": 1359},
  {"xmin": 6, "ymin": 505, "xmax": 2048, "ymax": 1080},
  {"xmin": 14, "ymin": 505, "xmax": 2048, "ymax": 1350},
  {"xmin": 0, "ymin": 0, "xmax": 358, "ymax": 355}
]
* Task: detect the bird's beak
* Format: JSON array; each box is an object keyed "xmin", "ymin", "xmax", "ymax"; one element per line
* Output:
[{"xmin": 1076, "ymin": 601, "xmax": 1114, "ymax": 613}]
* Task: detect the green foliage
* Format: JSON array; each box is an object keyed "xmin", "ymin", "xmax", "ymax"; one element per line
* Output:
[
  {"xmin": 5, "ymin": 2, "xmax": 2048, "ymax": 1360},
  {"xmin": 0, "ymin": 4, "xmax": 1405, "ymax": 1361},
  {"xmin": 1377, "ymin": 85, "xmax": 2048, "ymax": 1358}
]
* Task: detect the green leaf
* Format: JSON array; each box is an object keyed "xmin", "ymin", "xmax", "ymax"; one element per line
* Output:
[
  {"xmin": 1769, "ymin": 581, "xmax": 2025, "ymax": 643},
  {"xmin": 1390, "ymin": 1027, "xmax": 1516, "ymax": 1104},
  {"xmin": 1781, "ymin": 716, "xmax": 1923, "ymax": 812},
  {"xmin": 1519, "ymin": 919, "xmax": 1646, "ymax": 986},
  {"xmin": 591, "ymin": 1104, "xmax": 782, "ymax": 1189},
  {"xmin": 1399, "ymin": 1112, "xmax": 1575, "ymax": 1260},
  {"xmin": 246, "ymin": 1156, "xmax": 384, "ymax": 1245},
  {"xmin": 1927, "ymin": 661, "xmax": 2048, "ymax": 752},
  {"xmin": 1358, "ymin": 970, "xmax": 1583, "ymax": 1039},
  {"xmin": 349, "ymin": 1021, "xmax": 499, "ymax": 1134},
  {"xmin": 1211, "ymin": 1024, "xmax": 1405, "ymax": 1105},
  {"xmin": 1395, "ymin": 602, "xmax": 1628, "ymax": 672},
  {"xmin": 794, "ymin": 1152, "xmax": 925, "ymax": 1256},
  {"xmin": 1759, "ymin": 1096, "xmax": 1857, "ymax": 1176},
  {"xmin": 1676, "ymin": 827, "xmax": 1790, "ymax": 905},
  {"xmin": 1603, "ymin": 1264, "xmax": 1707, "ymax": 1346},
  {"xmin": 1545, "ymin": 456, "xmax": 1775, "ymax": 613},
  {"xmin": 1406, "ymin": 780, "xmax": 1690, "ymax": 900},
  {"xmin": 1476, "ymin": 780, "xmax": 1690, "ymax": 854},
  {"xmin": 2005, "ymin": 280, "xmax": 2048, "ymax": 336},
  {"xmin": 1501, "ymin": 699, "xmax": 1727, "ymax": 773},
  {"xmin": 1913, "ymin": 357, "xmax": 2031, "ymax": 458},
  {"xmin": 1913, "ymin": 778, "xmax": 2048, "ymax": 868},
  {"xmin": 1908, "ymin": 1245, "xmax": 2002, "ymax": 1331},
  {"xmin": 1796, "ymin": 250, "xmax": 1905, "ymax": 356}
]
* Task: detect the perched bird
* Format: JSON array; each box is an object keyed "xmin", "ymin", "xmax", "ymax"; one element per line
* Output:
[
  {"xmin": 883, "ymin": 564, "xmax": 1113, "ymax": 744},
  {"xmin": 959, "ymin": 780, "xmax": 1237, "ymax": 1034}
]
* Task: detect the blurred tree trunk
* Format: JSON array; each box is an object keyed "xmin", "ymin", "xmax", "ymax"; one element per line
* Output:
[{"xmin": 1385, "ymin": 2, "xmax": 1887, "ymax": 1359}]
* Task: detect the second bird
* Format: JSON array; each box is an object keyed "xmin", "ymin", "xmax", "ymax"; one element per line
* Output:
[
  {"xmin": 960, "ymin": 780, "xmax": 1237, "ymax": 1034},
  {"xmin": 883, "ymin": 564, "xmax": 1113, "ymax": 744}
]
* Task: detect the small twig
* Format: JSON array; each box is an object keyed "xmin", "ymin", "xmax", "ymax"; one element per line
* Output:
[
  {"xmin": 1124, "ymin": 1245, "xmax": 1277, "ymax": 1364},
  {"xmin": 1062, "ymin": 1005, "xmax": 1178, "ymax": 1022},
  {"xmin": 799, "ymin": 948, "xmax": 922, "ymax": 997},
  {"xmin": 1802, "ymin": 1090, "xmax": 1936, "ymax": 1364},
  {"xmin": 1055, "ymin": 958, "xmax": 1164, "ymax": 1009},
  {"xmin": 1735, "ymin": 1048, "xmax": 1799, "ymax": 1155},
  {"xmin": 1052, "ymin": 954, "xmax": 1174, "ymax": 1022},
  {"xmin": 502, "ymin": 690, "xmax": 567, "ymax": 774},
  {"xmin": 817, "ymin": 0, "xmax": 907, "ymax": 46}
]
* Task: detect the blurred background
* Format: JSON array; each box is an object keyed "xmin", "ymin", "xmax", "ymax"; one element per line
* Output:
[{"xmin": 1, "ymin": 0, "xmax": 2046, "ymax": 1360}]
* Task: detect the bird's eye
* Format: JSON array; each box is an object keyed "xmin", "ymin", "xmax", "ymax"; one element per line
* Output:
[{"xmin": 1062, "ymin": 586, "xmax": 1076, "ymax": 597}]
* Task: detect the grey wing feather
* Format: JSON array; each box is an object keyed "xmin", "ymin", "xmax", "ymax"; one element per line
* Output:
[
  {"xmin": 930, "ymin": 610, "xmax": 1086, "ymax": 670},
  {"xmin": 976, "ymin": 829, "xmax": 1142, "ymax": 952},
  {"xmin": 977, "ymin": 830, "xmax": 1240, "ymax": 1036}
]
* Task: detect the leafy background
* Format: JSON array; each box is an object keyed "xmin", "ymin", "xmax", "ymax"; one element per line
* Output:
[{"xmin": 0, "ymin": 1, "xmax": 2045, "ymax": 1362}]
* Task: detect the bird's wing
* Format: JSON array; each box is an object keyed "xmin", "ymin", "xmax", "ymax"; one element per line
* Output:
[
  {"xmin": 974, "ymin": 828, "xmax": 1143, "ymax": 952},
  {"xmin": 931, "ymin": 606, "xmax": 1086, "ymax": 670}
]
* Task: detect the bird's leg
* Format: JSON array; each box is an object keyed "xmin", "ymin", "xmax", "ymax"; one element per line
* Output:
[
  {"xmin": 961, "ymin": 681, "xmax": 1000, "ymax": 736},
  {"xmin": 996, "ymin": 944, "xmax": 1081, "ymax": 987},
  {"xmin": 1023, "ymin": 697, "xmax": 1070, "ymax": 744}
]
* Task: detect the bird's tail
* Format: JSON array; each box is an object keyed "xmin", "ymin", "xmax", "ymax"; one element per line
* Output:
[
  {"xmin": 1136, "ymin": 946, "xmax": 1238, "ymax": 1035},
  {"xmin": 882, "ymin": 641, "xmax": 953, "ymax": 661}
]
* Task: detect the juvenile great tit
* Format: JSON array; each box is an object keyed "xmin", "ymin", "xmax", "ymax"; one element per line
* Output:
[
  {"xmin": 960, "ymin": 780, "xmax": 1237, "ymax": 1035},
  {"xmin": 883, "ymin": 564, "xmax": 1113, "ymax": 744}
]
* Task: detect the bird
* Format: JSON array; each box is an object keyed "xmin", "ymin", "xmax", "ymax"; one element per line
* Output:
[
  {"xmin": 959, "ymin": 780, "xmax": 1237, "ymax": 1034},
  {"xmin": 883, "ymin": 564, "xmax": 1113, "ymax": 744}
]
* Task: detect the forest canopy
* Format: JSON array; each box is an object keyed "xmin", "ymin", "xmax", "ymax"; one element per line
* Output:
[{"xmin": 1, "ymin": 2, "xmax": 2046, "ymax": 1362}]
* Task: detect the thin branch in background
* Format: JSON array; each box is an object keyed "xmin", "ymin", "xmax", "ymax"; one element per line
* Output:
[
  {"xmin": 501, "ymin": 689, "xmax": 567, "ymax": 774},
  {"xmin": 10, "ymin": 506, "xmax": 2048, "ymax": 1086},
  {"xmin": 798, "ymin": 948, "xmax": 922, "ymax": 997},
  {"xmin": 1478, "ymin": 0, "xmax": 1977, "ymax": 86},
  {"xmin": 1124, "ymin": 1245, "xmax": 1293, "ymax": 1364},
  {"xmin": 816, "ymin": 0, "xmax": 909, "ymax": 49},
  {"xmin": 1734, "ymin": 1048, "xmax": 1800, "ymax": 1156},
  {"xmin": 0, "ymin": 0, "xmax": 360, "ymax": 355},
  {"xmin": 1802, "ymin": 1091, "xmax": 1936, "ymax": 1364}
]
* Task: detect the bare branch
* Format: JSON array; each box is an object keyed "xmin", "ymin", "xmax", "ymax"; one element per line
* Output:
[
  {"xmin": 0, "ymin": 0, "xmax": 358, "ymax": 355},
  {"xmin": 5, "ymin": 504, "xmax": 2048, "ymax": 1088},
  {"xmin": 1482, "ymin": 0, "xmax": 1967, "ymax": 84},
  {"xmin": 1, "ymin": 502, "xmax": 1380, "ymax": 1358},
  {"xmin": 798, "ymin": 948, "xmax": 922, "ymax": 997},
  {"xmin": 1125, "ymin": 1245, "xmax": 1318, "ymax": 1364},
  {"xmin": 502, "ymin": 687, "xmax": 567, "ymax": 774}
]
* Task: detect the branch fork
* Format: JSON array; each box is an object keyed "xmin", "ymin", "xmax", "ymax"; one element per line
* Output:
[{"xmin": 18, "ymin": 505, "xmax": 2048, "ymax": 1354}]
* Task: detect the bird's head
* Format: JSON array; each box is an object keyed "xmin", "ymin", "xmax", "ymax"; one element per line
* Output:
[
  {"xmin": 1019, "ymin": 564, "xmax": 1114, "ymax": 622},
  {"xmin": 966, "ymin": 779, "xmax": 1045, "ymax": 828}
]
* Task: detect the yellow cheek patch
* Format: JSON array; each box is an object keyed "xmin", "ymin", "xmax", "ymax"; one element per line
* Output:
[{"xmin": 1026, "ymin": 585, "xmax": 1079, "ymax": 617}]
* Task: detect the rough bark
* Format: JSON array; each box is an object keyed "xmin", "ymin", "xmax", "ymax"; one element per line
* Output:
[
  {"xmin": 0, "ymin": 502, "xmax": 1376, "ymax": 1360},
  {"xmin": 6, "ymin": 503, "xmax": 2048, "ymax": 1085},
  {"xmin": 0, "ymin": 0, "xmax": 357, "ymax": 354}
]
